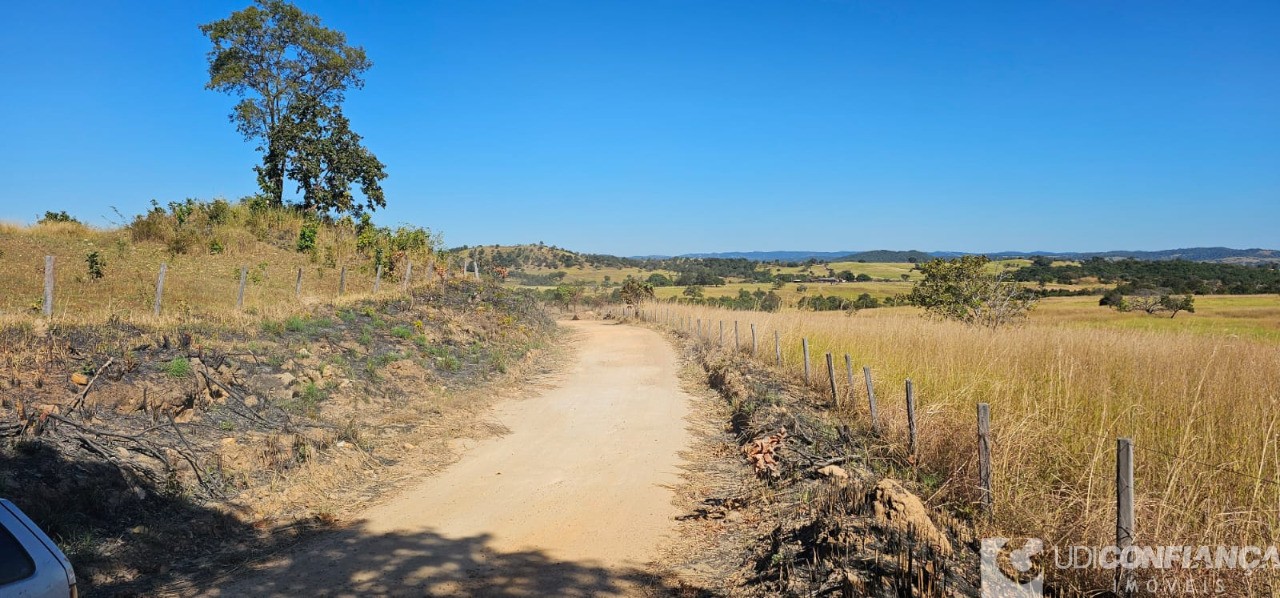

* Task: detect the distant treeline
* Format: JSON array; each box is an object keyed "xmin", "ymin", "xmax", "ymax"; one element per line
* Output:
[{"xmin": 1011, "ymin": 258, "xmax": 1280, "ymax": 294}]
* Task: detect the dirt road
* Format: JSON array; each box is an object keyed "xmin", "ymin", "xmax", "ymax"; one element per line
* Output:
[{"xmin": 200, "ymin": 319, "xmax": 693, "ymax": 597}]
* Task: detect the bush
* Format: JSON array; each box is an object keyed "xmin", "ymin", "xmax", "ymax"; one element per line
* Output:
[
  {"xmin": 297, "ymin": 221, "xmax": 318, "ymax": 252},
  {"xmin": 38, "ymin": 211, "xmax": 80, "ymax": 225},
  {"xmin": 85, "ymin": 252, "xmax": 105, "ymax": 280}
]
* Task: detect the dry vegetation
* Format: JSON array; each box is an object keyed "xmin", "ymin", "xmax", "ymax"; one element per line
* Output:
[
  {"xmin": 0, "ymin": 208, "xmax": 560, "ymax": 595},
  {"xmin": 645, "ymin": 301, "xmax": 1280, "ymax": 594}
]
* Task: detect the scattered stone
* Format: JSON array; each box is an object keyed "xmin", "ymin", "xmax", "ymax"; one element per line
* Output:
[
  {"xmin": 173, "ymin": 408, "xmax": 196, "ymax": 424},
  {"xmin": 866, "ymin": 479, "xmax": 952, "ymax": 556},
  {"xmin": 221, "ymin": 437, "xmax": 237, "ymax": 446},
  {"xmin": 70, "ymin": 372, "xmax": 90, "ymax": 386},
  {"xmin": 402, "ymin": 443, "xmax": 416, "ymax": 450},
  {"xmin": 243, "ymin": 394, "xmax": 260, "ymax": 408},
  {"xmin": 818, "ymin": 464, "xmax": 850, "ymax": 480}
]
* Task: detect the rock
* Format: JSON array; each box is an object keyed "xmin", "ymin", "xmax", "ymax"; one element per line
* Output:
[
  {"xmin": 304, "ymin": 369, "xmax": 323, "ymax": 384},
  {"xmin": 34, "ymin": 403, "xmax": 60, "ymax": 416},
  {"xmin": 70, "ymin": 372, "xmax": 90, "ymax": 386},
  {"xmin": 335, "ymin": 440, "xmax": 350, "ymax": 449},
  {"xmin": 221, "ymin": 437, "xmax": 237, "ymax": 446},
  {"xmin": 297, "ymin": 348, "xmax": 312, "ymax": 358},
  {"xmin": 243, "ymin": 394, "xmax": 260, "ymax": 408},
  {"xmin": 280, "ymin": 360, "xmax": 298, "ymax": 372},
  {"xmin": 818, "ymin": 465, "xmax": 850, "ymax": 480},
  {"xmin": 866, "ymin": 479, "xmax": 952, "ymax": 556},
  {"xmin": 402, "ymin": 443, "xmax": 416, "ymax": 450},
  {"xmin": 320, "ymin": 364, "xmax": 336, "ymax": 379},
  {"xmin": 173, "ymin": 408, "xmax": 196, "ymax": 424}
]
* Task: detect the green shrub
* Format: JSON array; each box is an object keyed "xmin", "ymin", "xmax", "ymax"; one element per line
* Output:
[
  {"xmin": 297, "ymin": 221, "xmax": 318, "ymax": 252},
  {"xmin": 391, "ymin": 325, "xmax": 413, "ymax": 339},
  {"xmin": 165, "ymin": 357, "xmax": 191, "ymax": 378},
  {"xmin": 38, "ymin": 211, "xmax": 80, "ymax": 225},
  {"xmin": 85, "ymin": 251, "xmax": 105, "ymax": 280}
]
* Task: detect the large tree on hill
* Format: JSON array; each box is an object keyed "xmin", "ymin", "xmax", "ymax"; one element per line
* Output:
[{"xmin": 201, "ymin": 0, "xmax": 383, "ymax": 214}]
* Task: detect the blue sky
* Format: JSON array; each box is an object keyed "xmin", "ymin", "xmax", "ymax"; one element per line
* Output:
[{"xmin": 1, "ymin": 1, "xmax": 1276, "ymax": 255}]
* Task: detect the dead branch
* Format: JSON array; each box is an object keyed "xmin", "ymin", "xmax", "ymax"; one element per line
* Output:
[{"xmin": 69, "ymin": 357, "xmax": 114, "ymax": 415}]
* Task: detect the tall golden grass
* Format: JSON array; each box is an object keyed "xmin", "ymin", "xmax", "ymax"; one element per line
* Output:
[{"xmin": 647, "ymin": 301, "xmax": 1280, "ymax": 588}]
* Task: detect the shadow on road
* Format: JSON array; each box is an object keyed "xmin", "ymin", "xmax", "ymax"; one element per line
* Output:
[{"xmin": 188, "ymin": 523, "xmax": 709, "ymax": 597}]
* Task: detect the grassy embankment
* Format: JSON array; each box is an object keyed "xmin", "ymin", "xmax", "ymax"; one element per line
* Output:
[{"xmin": 646, "ymin": 299, "xmax": 1280, "ymax": 592}]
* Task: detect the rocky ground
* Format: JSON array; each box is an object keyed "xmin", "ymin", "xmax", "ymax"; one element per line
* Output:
[{"xmin": 0, "ymin": 279, "xmax": 556, "ymax": 597}]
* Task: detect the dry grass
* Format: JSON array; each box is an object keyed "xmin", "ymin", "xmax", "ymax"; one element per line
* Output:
[
  {"xmin": 645, "ymin": 301, "xmax": 1280, "ymax": 591},
  {"xmin": 0, "ymin": 216, "xmax": 445, "ymax": 328}
]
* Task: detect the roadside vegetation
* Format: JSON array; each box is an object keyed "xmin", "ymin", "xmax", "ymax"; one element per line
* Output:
[{"xmin": 647, "ymin": 300, "xmax": 1280, "ymax": 594}]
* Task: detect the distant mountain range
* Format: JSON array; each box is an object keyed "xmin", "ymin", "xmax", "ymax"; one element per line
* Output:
[{"xmin": 645, "ymin": 247, "xmax": 1280, "ymax": 264}]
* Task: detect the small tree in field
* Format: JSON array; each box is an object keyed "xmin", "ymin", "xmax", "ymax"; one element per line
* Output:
[
  {"xmin": 907, "ymin": 255, "xmax": 1037, "ymax": 328},
  {"xmin": 619, "ymin": 277, "xmax": 654, "ymax": 306}
]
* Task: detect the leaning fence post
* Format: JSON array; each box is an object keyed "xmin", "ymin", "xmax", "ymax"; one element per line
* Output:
[
  {"xmin": 696, "ymin": 318, "xmax": 702, "ymax": 340},
  {"xmin": 802, "ymin": 338, "xmax": 811, "ymax": 384},
  {"xmin": 906, "ymin": 379, "xmax": 918, "ymax": 462},
  {"xmin": 734, "ymin": 321, "xmax": 740, "ymax": 350},
  {"xmin": 374, "ymin": 263, "xmax": 383, "ymax": 293},
  {"xmin": 977, "ymin": 403, "xmax": 993, "ymax": 516},
  {"xmin": 719, "ymin": 320, "xmax": 724, "ymax": 345},
  {"xmin": 338, "ymin": 266, "xmax": 347, "ymax": 296},
  {"xmin": 864, "ymin": 366, "xmax": 878, "ymax": 431},
  {"xmin": 153, "ymin": 263, "xmax": 167, "ymax": 317},
  {"xmin": 1117, "ymin": 437, "xmax": 1135, "ymax": 594},
  {"xmin": 237, "ymin": 266, "xmax": 248, "ymax": 310},
  {"xmin": 825, "ymin": 353, "xmax": 838, "ymax": 405},
  {"xmin": 43, "ymin": 256, "xmax": 54, "ymax": 317},
  {"xmin": 295, "ymin": 267, "xmax": 303, "ymax": 298},
  {"xmin": 750, "ymin": 323, "xmax": 758, "ymax": 355}
]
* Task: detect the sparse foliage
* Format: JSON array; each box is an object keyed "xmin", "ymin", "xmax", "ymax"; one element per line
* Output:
[{"xmin": 907, "ymin": 255, "xmax": 1037, "ymax": 327}]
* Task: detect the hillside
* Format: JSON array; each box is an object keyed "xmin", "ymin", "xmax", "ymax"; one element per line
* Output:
[
  {"xmin": 0, "ymin": 204, "xmax": 560, "ymax": 595},
  {"xmin": 661, "ymin": 247, "xmax": 1280, "ymax": 264}
]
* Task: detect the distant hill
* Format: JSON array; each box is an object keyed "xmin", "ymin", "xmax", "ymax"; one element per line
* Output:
[
  {"xmin": 676, "ymin": 250, "xmax": 858, "ymax": 261},
  {"xmin": 656, "ymin": 247, "xmax": 1280, "ymax": 264}
]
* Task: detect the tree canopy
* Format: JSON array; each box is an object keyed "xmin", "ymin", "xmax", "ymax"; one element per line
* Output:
[
  {"xmin": 202, "ymin": 0, "xmax": 383, "ymax": 215},
  {"xmin": 907, "ymin": 256, "xmax": 1037, "ymax": 327}
]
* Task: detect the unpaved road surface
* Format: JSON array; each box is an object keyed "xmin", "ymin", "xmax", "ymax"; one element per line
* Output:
[{"xmin": 200, "ymin": 320, "xmax": 693, "ymax": 597}]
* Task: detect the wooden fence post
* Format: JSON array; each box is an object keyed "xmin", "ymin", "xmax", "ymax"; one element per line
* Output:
[
  {"xmin": 750, "ymin": 323, "xmax": 757, "ymax": 355},
  {"xmin": 734, "ymin": 321, "xmax": 740, "ymax": 350},
  {"xmin": 153, "ymin": 263, "xmax": 167, "ymax": 317},
  {"xmin": 374, "ymin": 263, "xmax": 383, "ymax": 293},
  {"xmin": 906, "ymin": 379, "xmax": 918, "ymax": 462},
  {"xmin": 864, "ymin": 366, "xmax": 878, "ymax": 431},
  {"xmin": 697, "ymin": 318, "xmax": 702, "ymax": 340},
  {"xmin": 295, "ymin": 267, "xmax": 303, "ymax": 298},
  {"xmin": 719, "ymin": 320, "xmax": 724, "ymax": 345},
  {"xmin": 977, "ymin": 403, "xmax": 993, "ymax": 516},
  {"xmin": 774, "ymin": 331, "xmax": 781, "ymax": 367},
  {"xmin": 43, "ymin": 256, "xmax": 54, "ymax": 317},
  {"xmin": 403, "ymin": 261, "xmax": 413, "ymax": 291},
  {"xmin": 339, "ymin": 266, "xmax": 347, "ymax": 296},
  {"xmin": 1117, "ymin": 437, "xmax": 1135, "ymax": 594},
  {"xmin": 826, "ymin": 353, "xmax": 838, "ymax": 405},
  {"xmin": 237, "ymin": 266, "xmax": 248, "ymax": 310},
  {"xmin": 802, "ymin": 338, "xmax": 811, "ymax": 384}
]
